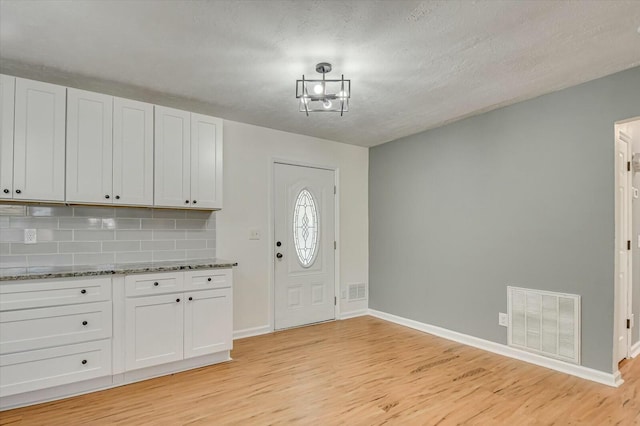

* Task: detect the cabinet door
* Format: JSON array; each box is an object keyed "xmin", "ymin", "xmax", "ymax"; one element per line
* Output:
[
  {"xmin": 113, "ymin": 98, "xmax": 153, "ymax": 206},
  {"xmin": 190, "ymin": 113, "xmax": 223, "ymax": 209},
  {"xmin": 125, "ymin": 293, "xmax": 183, "ymax": 371},
  {"xmin": 154, "ymin": 106, "xmax": 190, "ymax": 208},
  {"xmin": 13, "ymin": 78, "xmax": 66, "ymax": 202},
  {"xmin": 0, "ymin": 75, "xmax": 15, "ymax": 199},
  {"xmin": 66, "ymin": 88, "xmax": 113, "ymax": 204},
  {"xmin": 184, "ymin": 288, "xmax": 232, "ymax": 359}
]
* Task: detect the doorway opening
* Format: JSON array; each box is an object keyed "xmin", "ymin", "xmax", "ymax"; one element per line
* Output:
[{"xmin": 614, "ymin": 117, "xmax": 640, "ymax": 378}]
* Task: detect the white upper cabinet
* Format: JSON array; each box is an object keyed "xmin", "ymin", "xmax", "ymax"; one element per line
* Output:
[
  {"xmin": 155, "ymin": 107, "xmax": 223, "ymax": 209},
  {"xmin": 190, "ymin": 113, "xmax": 223, "ymax": 209},
  {"xmin": 12, "ymin": 78, "xmax": 66, "ymax": 202},
  {"xmin": 0, "ymin": 75, "xmax": 15, "ymax": 200},
  {"xmin": 66, "ymin": 89, "xmax": 113, "ymax": 204},
  {"xmin": 113, "ymin": 98, "xmax": 153, "ymax": 206},
  {"xmin": 154, "ymin": 106, "xmax": 191, "ymax": 208}
]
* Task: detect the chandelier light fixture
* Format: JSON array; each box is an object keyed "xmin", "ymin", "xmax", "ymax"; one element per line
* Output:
[{"xmin": 296, "ymin": 62, "xmax": 350, "ymax": 116}]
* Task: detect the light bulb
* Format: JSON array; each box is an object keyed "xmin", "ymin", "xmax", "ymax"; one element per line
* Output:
[
  {"xmin": 313, "ymin": 83, "xmax": 324, "ymax": 94},
  {"xmin": 323, "ymin": 100, "xmax": 332, "ymax": 109},
  {"xmin": 338, "ymin": 90, "xmax": 348, "ymax": 98}
]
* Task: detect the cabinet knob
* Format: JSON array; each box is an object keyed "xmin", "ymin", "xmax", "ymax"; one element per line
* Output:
[
  {"xmin": 82, "ymin": 320, "xmax": 88, "ymax": 326},
  {"xmin": 82, "ymin": 359, "xmax": 87, "ymax": 365},
  {"xmin": 276, "ymin": 253, "xmax": 283, "ymax": 259},
  {"xmin": 115, "ymin": 195, "xmax": 120, "ymax": 200},
  {"xmin": 207, "ymin": 278, "xmax": 212, "ymax": 282},
  {"xmin": 188, "ymin": 297, "xmax": 193, "ymax": 301},
  {"xmin": 176, "ymin": 298, "xmax": 181, "ymax": 303},
  {"xmin": 185, "ymin": 200, "xmax": 190, "ymax": 204},
  {"xmin": 154, "ymin": 282, "xmax": 159, "ymax": 286},
  {"xmin": 15, "ymin": 189, "xmax": 21, "ymax": 194},
  {"xmin": 80, "ymin": 289, "xmax": 87, "ymax": 294},
  {"xmin": 2, "ymin": 189, "xmax": 8, "ymax": 194},
  {"xmin": 105, "ymin": 194, "xmax": 110, "ymax": 199},
  {"xmin": 192, "ymin": 200, "xmax": 197, "ymax": 204}
]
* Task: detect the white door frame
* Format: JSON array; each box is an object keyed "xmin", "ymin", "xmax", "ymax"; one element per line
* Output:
[
  {"xmin": 613, "ymin": 118, "xmax": 636, "ymax": 370},
  {"xmin": 269, "ymin": 158, "xmax": 340, "ymax": 331}
]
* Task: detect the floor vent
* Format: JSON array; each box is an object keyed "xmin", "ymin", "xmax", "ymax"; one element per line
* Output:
[
  {"xmin": 507, "ymin": 286, "xmax": 580, "ymax": 364},
  {"xmin": 348, "ymin": 283, "xmax": 366, "ymax": 301}
]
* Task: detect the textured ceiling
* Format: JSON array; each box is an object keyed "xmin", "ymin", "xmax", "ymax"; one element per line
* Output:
[{"xmin": 1, "ymin": 0, "xmax": 639, "ymax": 147}]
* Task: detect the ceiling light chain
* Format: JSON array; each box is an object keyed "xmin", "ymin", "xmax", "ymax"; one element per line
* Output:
[{"xmin": 296, "ymin": 62, "xmax": 351, "ymax": 116}]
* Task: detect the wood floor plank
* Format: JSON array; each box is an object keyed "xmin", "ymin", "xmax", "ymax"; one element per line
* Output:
[{"xmin": 1, "ymin": 316, "xmax": 638, "ymax": 425}]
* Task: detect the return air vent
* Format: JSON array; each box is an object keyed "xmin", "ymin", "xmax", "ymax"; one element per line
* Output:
[
  {"xmin": 507, "ymin": 286, "xmax": 580, "ymax": 364},
  {"xmin": 348, "ymin": 283, "xmax": 366, "ymax": 301}
]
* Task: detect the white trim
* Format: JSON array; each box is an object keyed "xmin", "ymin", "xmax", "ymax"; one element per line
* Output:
[
  {"xmin": 338, "ymin": 309, "xmax": 368, "ymax": 320},
  {"xmin": 270, "ymin": 158, "xmax": 340, "ymax": 331},
  {"xmin": 233, "ymin": 325, "xmax": 272, "ymax": 340},
  {"xmin": 631, "ymin": 340, "xmax": 640, "ymax": 358},
  {"xmin": 368, "ymin": 309, "xmax": 623, "ymax": 388}
]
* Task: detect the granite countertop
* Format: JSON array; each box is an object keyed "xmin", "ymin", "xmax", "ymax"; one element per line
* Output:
[{"xmin": 0, "ymin": 259, "xmax": 238, "ymax": 281}]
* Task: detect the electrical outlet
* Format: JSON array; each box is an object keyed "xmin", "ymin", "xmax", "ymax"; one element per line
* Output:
[
  {"xmin": 498, "ymin": 312, "xmax": 508, "ymax": 327},
  {"xmin": 24, "ymin": 229, "xmax": 37, "ymax": 244},
  {"xmin": 249, "ymin": 229, "xmax": 260, "ymax": 240}
]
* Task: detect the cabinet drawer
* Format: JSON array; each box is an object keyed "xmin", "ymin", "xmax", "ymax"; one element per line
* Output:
[
  {"xmin": 0, "ymin": 277, "xmax": 111, "ymax": 311},
  {"xmin": 184, "ymin": 269, "xmax": 232, "ymax": 291},
  {"xmin": 0, "ymin": 301, "xmax": 112, "ymax": 354},
  {"xmin": 125, "ymin": 272, "xmax": 183, "ymax": 297},
  {"xmin": 0, "ymin": 339, "xmax": 112, "ymax": 397}
]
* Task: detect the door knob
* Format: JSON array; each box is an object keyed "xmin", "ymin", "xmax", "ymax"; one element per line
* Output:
[{"xmin": 276, "ymin": 253, "xmax": 283, "ymax": 259}]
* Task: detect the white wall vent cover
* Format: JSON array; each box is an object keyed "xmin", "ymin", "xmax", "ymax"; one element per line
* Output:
[
  {"xmin": 507, "ymin": 286, "xmax": 581, "ymax": 364},
  {"xmin": 348, "ymin": 283, "xmax": 366, "ymax": 301}
]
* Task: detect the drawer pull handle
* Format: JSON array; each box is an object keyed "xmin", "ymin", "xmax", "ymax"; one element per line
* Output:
[
  {"xmin": 188, "ymin": 297, "xmax": 193, "ymax": 301},
  {"xmin": 176, "ymin": 298, "xmax": 181, "ymax": 302},
  {"xmin": 82, "ymin": 321, "xmax": 88, "ymax": 326},
  {"xmin": 207, "ymin": 278, "xmax": 212, "ymax": 282},
  {"xmin": 80, "ymin": 289, "xmax": 87, "ymax": 294},
  {"xmin": 154, "ymin": 282, "xmax": 159, "ymax": 286},
  {"xmin": 81, "ymin": 359, "xmax": 87, "ymax": 365}
]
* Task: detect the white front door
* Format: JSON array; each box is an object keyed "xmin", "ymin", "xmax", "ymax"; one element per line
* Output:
[
  {"xmin": 274, "ymin": 163, "xmax": 336, "ymax": 330},
  {"xmin": 615, "ymin": 129, "xmax": 632, "ymax": 362}
]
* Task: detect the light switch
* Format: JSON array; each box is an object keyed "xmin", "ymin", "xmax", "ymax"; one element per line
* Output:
[
  {"xmin": 249, "ymin": 229, "xmax": 261, "ymax": 240},
  {"xmin": 634, "ymin": 187, "xmax": 639, "ymax": 199}
]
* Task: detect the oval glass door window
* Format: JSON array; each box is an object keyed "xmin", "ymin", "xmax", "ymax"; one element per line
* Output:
[{"xmin": 293, "ymin": 188, "xmax": 319, "ymax": 267}]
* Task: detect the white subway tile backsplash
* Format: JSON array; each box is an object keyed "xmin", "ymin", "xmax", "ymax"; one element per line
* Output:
[
  {"xmin": 116, "ymin": 230, "xmax": 153, "ymax": 240},
  {"xmin": 74, "ymin": 230, "xmax": 116, "ymax": 241},
  {"xmin": 153, "ymin": 250, "xmax": 186, "ymax": 261},
  {"xmin": 142, "ymin": 219, "xmax": 175, "ymax": 229},
  {"xmin": 11, "ymin": 242, "xmax": 58, "ymax": 255},
  {"xmin": 102, "ymin": 241, "xmax": 141, "ymax": 252},
  {"xmin": 153, "ymin": 230, "xmax": 186, "ymax": 240},
  {"xmin": 115, "ymin": 208, "xmax": 153, "ymax": 218},
  {"xmin": 27, "ymin": 254, "xmax": 73, "ymax": 267},
  {"xmin": 176, "ymin": 240, "xmax": 207, "ymax": 250},
  {"xmin": 74, "ymin": 207, "xmax": 115, "ymax": 217},
  {"xmin": 59, "ymin": 242, "xmax": 102, "ymax": 253},
  {"xmin": 116, "ymin": 251, "xmax": 153, "ymax": 264},
  {"xmin": 0, "ymin": 204, "xmax": 215, "ymax": 268},
  {"xmin": 74, "ymin": 253, "xmax": 115, "ymax": 265},
  {"xmin": 60, "ymin": 217, "xmax": 103, "ymax": 230},
  {"xmin": 141, "ymin": 240, "xmax": 175, "ymax": 251}
]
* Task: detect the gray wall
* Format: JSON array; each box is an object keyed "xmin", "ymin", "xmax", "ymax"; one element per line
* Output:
[{"xmin": 369, "ymin": 66, "xmax": 640, "ymax": 373}]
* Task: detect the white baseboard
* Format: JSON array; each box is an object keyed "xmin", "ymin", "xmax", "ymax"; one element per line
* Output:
[
  {"xmin": 632, "ymin": 340, "xmax": 640, "ymax": 358},
  {"xmin": 368, "ymin": 309, "xmax": 623, "ymax": 388},
  {"xmin": 233, "ymin": 325, "xmax": 272, "ymax": 340},
  {"xmin": 338, "ymin": 309, "xmax": 368, "ymax": 320}
]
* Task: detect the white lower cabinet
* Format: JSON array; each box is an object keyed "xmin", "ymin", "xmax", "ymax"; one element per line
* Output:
[
  {"xmin": 124, "ymin": 269, "xmax": 233, "ymax": 371},
  {"xmin": 0, "ymin": 268, "xmax": 233, "ymax": 409},
  {"xmin": 125, "ymin": 293, "xmax": 184, "ymax": 371}
]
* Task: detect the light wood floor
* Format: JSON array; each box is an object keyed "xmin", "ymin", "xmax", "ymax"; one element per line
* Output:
[{"xmin": 1, "ymin": 316, "xmax": 639, "ymax": 425}]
